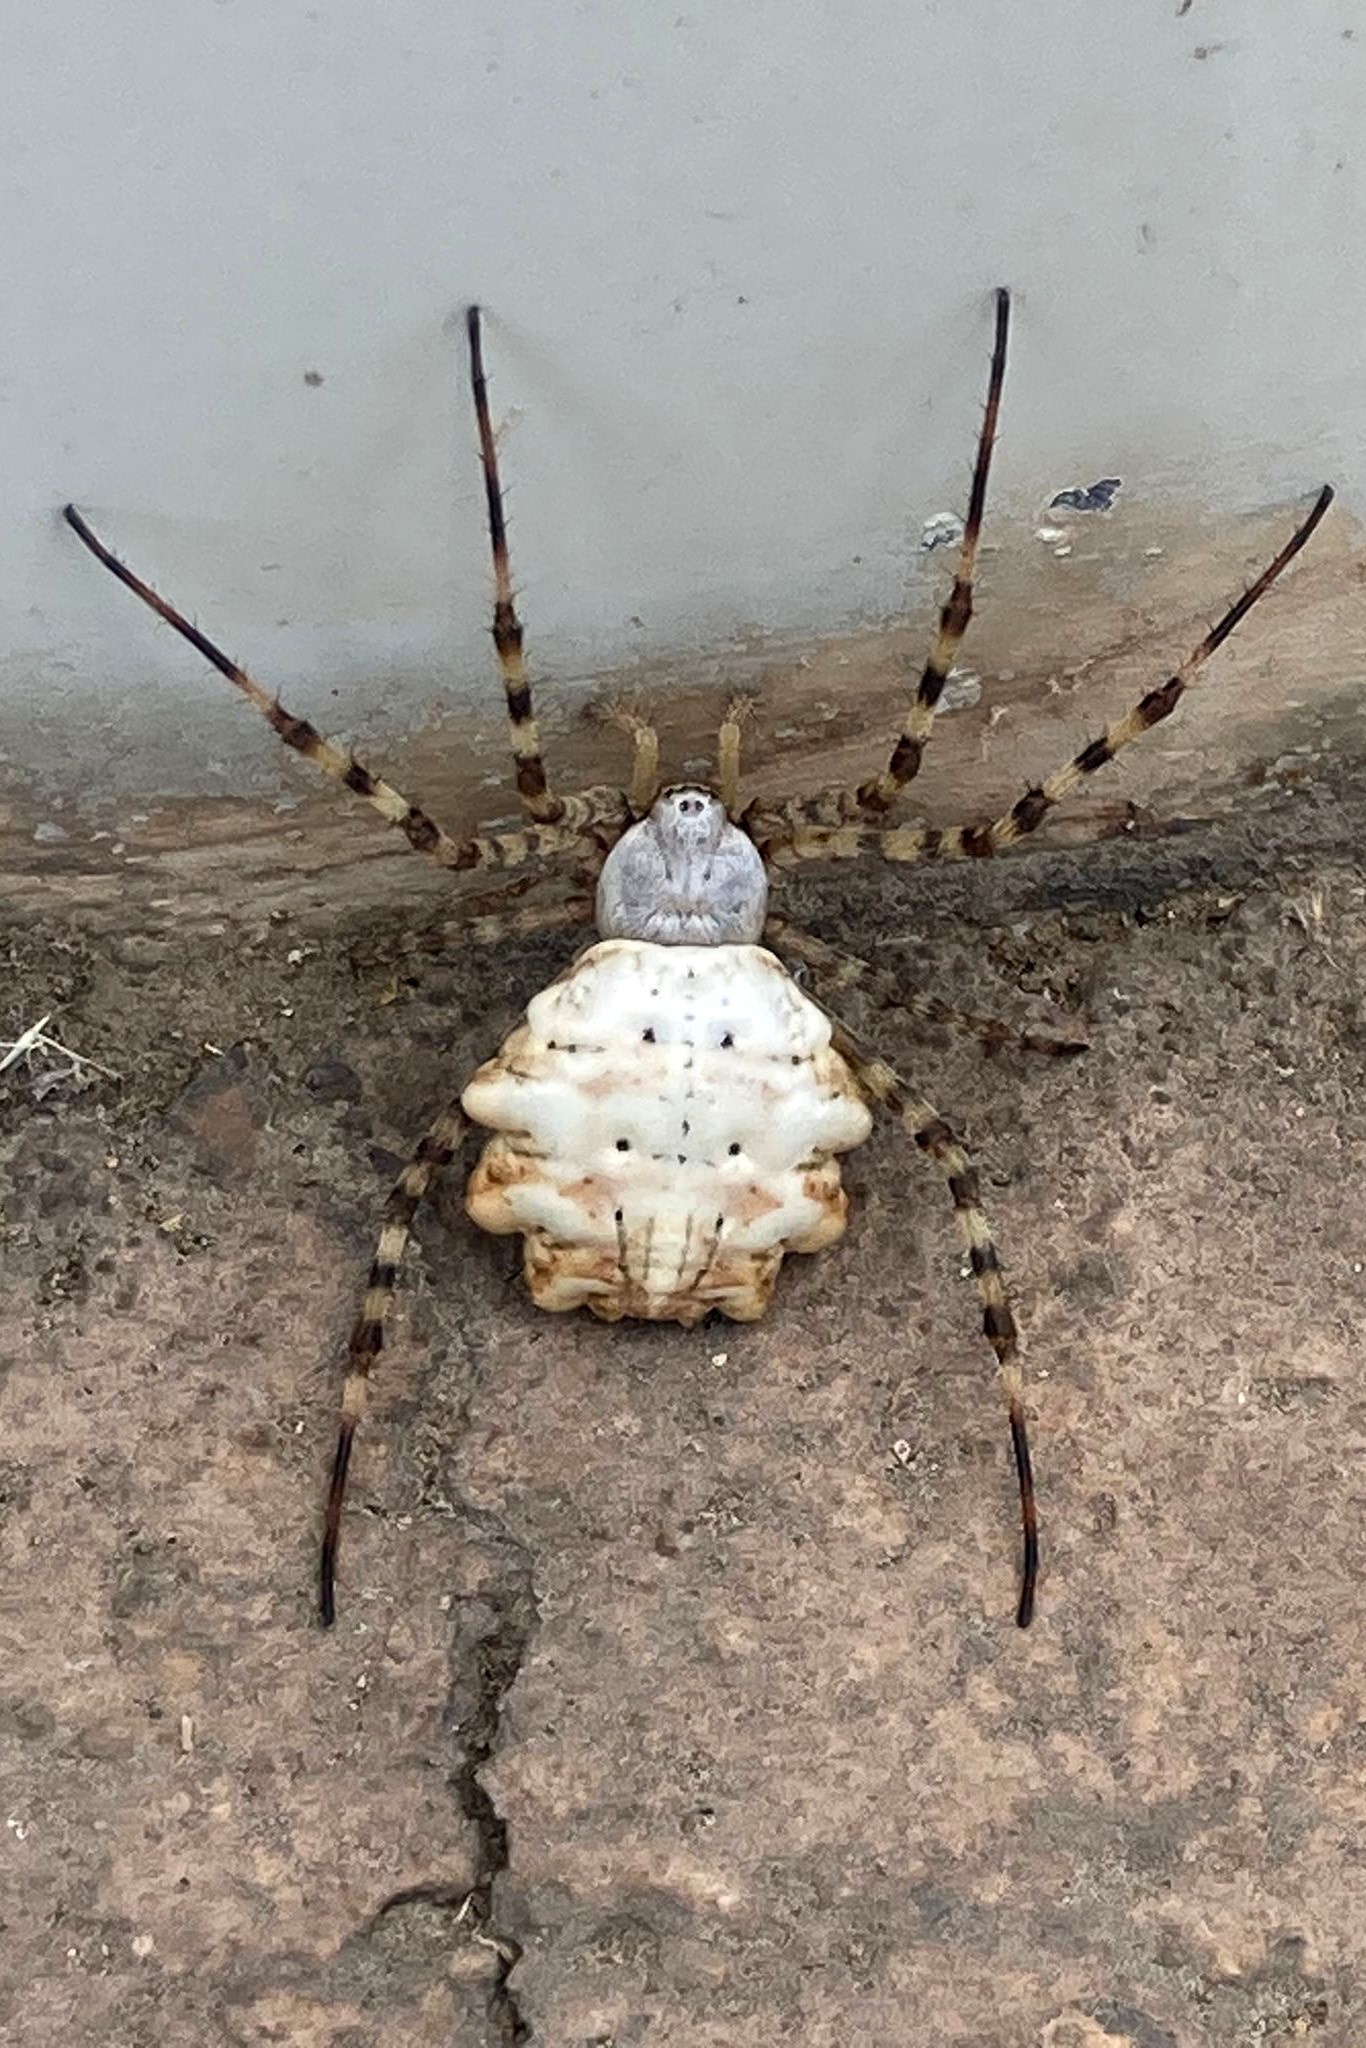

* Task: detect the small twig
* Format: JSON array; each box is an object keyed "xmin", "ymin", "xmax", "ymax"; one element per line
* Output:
[
  {"xmin": 0, "ymin": 1015, "xmax": 122, "ymax": 1083},
  {"xmin": 0, "ymin": 1016, "xmax": 52, "ymax": 1076}
]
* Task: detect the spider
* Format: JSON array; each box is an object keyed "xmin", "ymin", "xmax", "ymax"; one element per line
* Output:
[{"xmin": 64, "ymin": 290, "xmax": 1332, "ymax": 1633}]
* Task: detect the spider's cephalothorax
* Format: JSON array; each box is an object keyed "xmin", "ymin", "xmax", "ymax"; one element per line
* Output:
[
  {"xmin": 64, "ymin": 290, "xmax": 1333, "ymax": 1635},
  {"xmin": 596, "ymin": 786, "xmax": 768, "ymax": 945}
]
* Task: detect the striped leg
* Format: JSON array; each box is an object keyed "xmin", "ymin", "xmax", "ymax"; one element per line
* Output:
[
  {"xmin": 786, "ymin": 289, "xmax": 1009, "ymax": 826},
  {"xmin": 433, "ymin": 869, "xmax": 599, "ymax": 944},
  {"xmin": 63, "ymin": 505, "xmax": 629, "ymax": 874},
  {"xmin": 765, "ymin": 915, "xmax": 1087, "ymax": 1057},
  {"xmin": 464, "ymin": 892, "xmax": 595, "ymax": 945},
  {"xmin": 716, "ymin": 695, "xmax": 753, "ymax": 818},
  {"xmin": 320, "ymin": 1097, "xmax": 471, "ymax": 1626},
  {"xmin": 756, "ymin": 485, "xmax": 1334, "ymax": 868},
  {"xmin": 858, "ymin": 286, "xmax": 1009, "ymax": 813},
  {"xmin": 466, "ymin": 305, "xmax": 562, "ymax": 823},
  {"xmin": 828, "ymin": 1013, "xmax": 1037, "ymax": 1628}
]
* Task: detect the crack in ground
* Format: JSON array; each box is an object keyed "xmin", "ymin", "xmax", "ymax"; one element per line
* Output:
[
  {"xmin": 372, "ymin": 1516, "xmax": 537, "ymax": 2042},
  {"xmin": 446, "ymin": 1513, "xmax": 539, "ymax": 2046}
]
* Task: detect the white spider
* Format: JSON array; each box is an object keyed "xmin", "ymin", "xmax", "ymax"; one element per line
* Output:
[{"xmin": 63, "ymin": 290, "xmax": 1332, "ymax": 1634}]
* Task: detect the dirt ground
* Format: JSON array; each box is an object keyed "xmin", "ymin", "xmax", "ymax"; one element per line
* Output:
[{"xmin": 3, "ymin": 745, "xmax": 1366, "ymax": 2045}]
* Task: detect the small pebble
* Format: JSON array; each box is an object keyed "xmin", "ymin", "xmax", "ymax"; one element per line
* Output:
[{"xmin": 304, "ymin": 1055, "xmax": 363, "ymax": 1103}]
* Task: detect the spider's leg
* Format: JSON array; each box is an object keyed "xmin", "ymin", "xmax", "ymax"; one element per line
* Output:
[
  {"xmin": 857, "ymin": 285, "xmax": 1010, "ymax": 815},
  {"xmin": 320, "ymin": 1097, "xmax": 471, "ymax": 1626},
  {"xmin": 764, "ymin": 290, "xmax": 1008, "ymax": 828},
  {"xmin": 716, "ymin": 695, "xmax": 753, "ymax": 819},
  {"xmin": 765, "ymin": 915, "xmax": 1087, "ymax": 1057},
  {"xmin": 322, "ymin": 877, "xmax": 599, "ymax": 1619},
  {"xmin": 591, "ymin": 699, "xmax": 662, "ymax": 816},
  {"xmin": 64, "ymin": 505, "xmax": 628, "ymax": 875},
  {"xmin": 434, "ymin": 872, "xmax": 601, "ymax": 946},
  {"xmin": 628, "ymin": 722, "xmax": 661, "ymax": 816},
  {"xmin": 617, "ymin": 710, "xmax": 662, "ymax": 816},
  {"xmin": 465, "ymin": 893, "xmax": 595, "ymax": 946},
  {"xmin": 466, "ymin": 305, "xmax": 563, "ymax": 824},
  {"xmin": 825, "ymin": 1008, "xmax": 1037, "ymax": 1628},
  {"xmin": 757, "ymin": 486, "xmax": 1333, "ymax": 867}
]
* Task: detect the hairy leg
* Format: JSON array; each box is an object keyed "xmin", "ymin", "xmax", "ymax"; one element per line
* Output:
[
  {"xmin": 766, "ymin": 914, "xmax": 1086, "ymax": 1057},
  {"xmin": 465, "ymin": 305, "xmax": 562, "ymax": 822},
  {"xmin": 464, "ymin": 894, "xmax": 595, "ymax": 945},
  {"xmin": 753, "ymin": 486, "xmax": 1333, "ymax": 867},
  {"xmin": 592, "ymin": 701, "xmax": 661, "ymax": 815},
  {"xmin": 856, "ymin": 286, "xmax": 1010, "ymax": 813},
  {"xmin": 320, "ymin": 1097, "xmax": 470, "ymax": 1625},
  {"xmin": 64, "ymin": 505, "xmax": 630, "ymax": 874},
  {"xmin": 716, "ymin": 695, "xmax": 753, "ymax": 817},
  {"xmin": 773, "ymin": 290, "xmax": 1010, "ymax": 827},
  {"xmin": 825, "ymin": 1009, "xmax": 1038, "ymax": 1627}
]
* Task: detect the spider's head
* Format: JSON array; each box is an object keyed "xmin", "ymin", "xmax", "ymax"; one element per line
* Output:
[{"xmin": 595, "ymin": 785, "xmax": 767, "ymax": 946}]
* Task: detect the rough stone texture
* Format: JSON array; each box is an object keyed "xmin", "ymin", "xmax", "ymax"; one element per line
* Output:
[{"xmin": 3, "ymin": 736, "xmax": 1365, "ymax": 2043}]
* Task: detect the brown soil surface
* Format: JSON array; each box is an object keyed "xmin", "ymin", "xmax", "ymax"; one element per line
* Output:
[{"xmin": 3, "ymin": 757, "xmax": 1366, "ymax": 2046}]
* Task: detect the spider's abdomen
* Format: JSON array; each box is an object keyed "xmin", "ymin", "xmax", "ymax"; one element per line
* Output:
[{"xmin": 462, "ymin": 940, "xmax": 872, "ymax": 1326}]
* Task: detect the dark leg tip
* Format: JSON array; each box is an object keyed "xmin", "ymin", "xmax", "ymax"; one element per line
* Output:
[
  {"xmin": 465, "ymin": 304, "xmax": 482, "ymax": 340},
  {"xmin": 319, "ymin": 1568, "xmax": 336, "ymax": 1629},
  {"xmin": 1015, "ymin": 1033, "xmax": 1090, "ymax": 1060},
  {"xmin": 1015, "ymin": 1534, "xmax": 1038, "ymax": 1627}
]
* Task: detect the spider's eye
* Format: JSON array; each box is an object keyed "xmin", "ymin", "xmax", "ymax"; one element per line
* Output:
[
  {"xmin": 720, "ymin": 1032, "xmax": 735, "ymax": 1049},
  {"xmin": 642, "ymin": 1026, "xmax": 656, "ymax": 1043},
  {"xmin": 727, "ymin": 1142, "xmax": 741, "ymax": 1156},
  {"xmin": 616, "ymin": 1138, "xmax": 630, "ymax": 1152}
]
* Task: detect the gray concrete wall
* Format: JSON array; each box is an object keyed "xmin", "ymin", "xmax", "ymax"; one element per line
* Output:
[{"xmin": 3, "ymin": 0, "xmax": 1363, "ymax": 801}]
